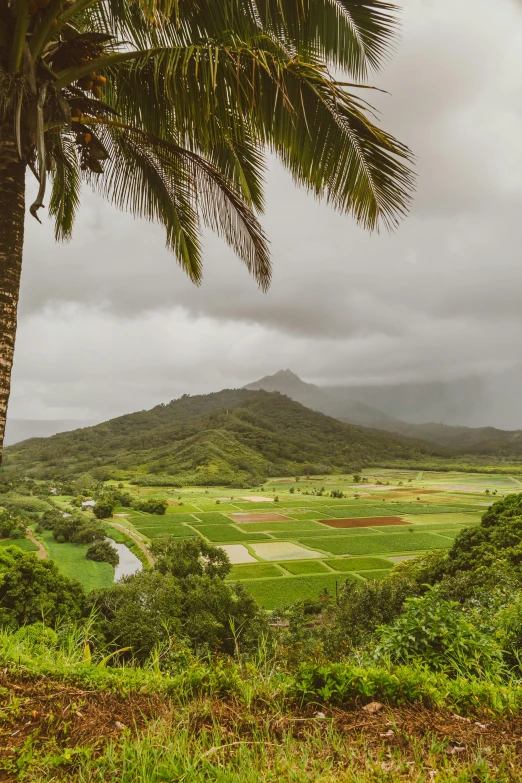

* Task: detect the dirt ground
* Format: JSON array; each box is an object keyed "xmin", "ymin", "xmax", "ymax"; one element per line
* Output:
[{"xmin": 2, "ymin": 671, "xmax": 522, "ymax": 781}]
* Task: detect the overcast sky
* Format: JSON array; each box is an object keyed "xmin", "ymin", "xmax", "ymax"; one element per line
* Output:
[{"xmin": 9, "ymin": 0, "xmax": 522, "ymax": 423}]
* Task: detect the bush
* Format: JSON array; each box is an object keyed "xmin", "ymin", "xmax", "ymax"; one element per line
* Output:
[
  {"xmin": 86, "ymin": 540, "xmax": 119, "ymax": 566},
  {"xmin": 323, "ymin": 571, "xmax": 418, "ymax": 651},
  {"xmin": 373, "ymin": 590, "xmax": 505, "ymax": 678}
]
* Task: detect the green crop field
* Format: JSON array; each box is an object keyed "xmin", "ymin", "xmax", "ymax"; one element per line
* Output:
[
  {"xmin": 235, "ymin": 521, "xmax": 323, "ymax": 534},
  {"xmin": 279, "ymin": 560, "xmax": 331, "ymax": 575},
  {"xmin": 138, "ymin": 525, "xmax": 198, "ymax": 538},
  {"xmin": 227, "ymin": 563, "xmax": 283, "ymax": 580},
  {"xmin": 41, "ymin": 468, "xmax": 508, "ymax": 607},
  {"xmin": 304, "ymin": 532, "xmax": 454, "ymax": 556},
  {"xmin": 164, "ymin": 504, "xmax": 200, "ymax": 514},
  {"xmin": 40, "ymin": 531, "xmax": 114, "ymax": 591},
  {"xmin": 158, "ymin": 513, "xmax": 199, "ymax": 524},
  {"xmin": 362, "ymin": 569, "xmax": 391, "ymax": 580},
  {"xmin": 245, "ymin": 573, "xmax": 357, "ymax": 609},
  {"xmin": 194, "ymin": 525, "xmax": 270, "ymax": 542},
  {"xmin": 193, "ymin": 513, "xmax": 236, "ymax": 524},
  {"xmin": 327, "ymin": 557, "xmax": 393, "ymax": 572}
]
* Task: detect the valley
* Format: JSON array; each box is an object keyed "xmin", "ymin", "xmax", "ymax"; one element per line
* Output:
[{"xmin": 4, "ymin": 467, "xmax": 512, "ymax": 607}]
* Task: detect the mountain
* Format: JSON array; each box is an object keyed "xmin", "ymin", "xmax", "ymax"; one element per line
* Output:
[
  {"xmin": 245, "ymin": 370, "xmax": 522, "ymax": 458},
  {"xmin": 2, "ymin": 389, "xmax": 443, "ymax": 484},
  {"xmin": 245, "ymin": 369, "xmax": 394, "ymax": 426},
  {"xmin": 4, "ymin": 419, "xmax": 97, "ymax": 446}
]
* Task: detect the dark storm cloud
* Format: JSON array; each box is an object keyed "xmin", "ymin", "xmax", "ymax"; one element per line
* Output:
[{"xmin": 10, "ymin": 0, "xmax": 522, "ymax": 421}]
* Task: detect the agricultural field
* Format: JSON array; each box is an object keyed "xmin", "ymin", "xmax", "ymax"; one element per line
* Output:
[
  {"xmin": 30, "ymin": 469, "xmax": 517, "ymax": 603},
  {"xmin": 69, "ymin": 467, "xmax": 511, "ymax": 608}
]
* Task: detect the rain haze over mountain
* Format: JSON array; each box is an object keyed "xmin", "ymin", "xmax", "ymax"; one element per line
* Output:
[{"xmin": 7, "ymin": 0, "xmax": 522, "ymax": 435}]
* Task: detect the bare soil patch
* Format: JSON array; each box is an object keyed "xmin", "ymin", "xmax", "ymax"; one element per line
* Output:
[
  {"xmin": 318, "ymin": 516, "xmax": 408, "ymax": 529},
  {"xmin": 229, "ymin": 513, "xmax": 292, "ymax": 523}
]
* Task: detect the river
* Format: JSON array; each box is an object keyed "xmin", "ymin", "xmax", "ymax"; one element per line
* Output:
[{"xmin": 109, "ymin": 540, "xmax": 143, "ymax": 581}]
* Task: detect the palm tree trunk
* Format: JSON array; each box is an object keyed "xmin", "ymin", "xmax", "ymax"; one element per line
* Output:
[{"xmin": 0, "ymin": 122, "xmax": 26, "ymax": 465}]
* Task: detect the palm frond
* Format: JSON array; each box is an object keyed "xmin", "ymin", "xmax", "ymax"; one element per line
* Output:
[
  {"xmin": 49, "ymin": 135, "xmax": 81, "ymax": 240},
  {"xmin": 86, "ymin": 121, "xmax": 271, "ymax": 288},
  {"xmin": 106, "ymin": 42, "xmax": 413, "ymax": 229},
  {"xmin": 87, "ymin": 0, "xmax": 400, "ymax": 76},
  {"xmin": 207, "ymin": 135, "xmax": 266, "ymax": 213}
]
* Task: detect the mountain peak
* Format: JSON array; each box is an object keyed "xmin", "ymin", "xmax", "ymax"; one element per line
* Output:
[{"xmin": 245, "ymin": 369, "xmax": 309, "ymax": 391}]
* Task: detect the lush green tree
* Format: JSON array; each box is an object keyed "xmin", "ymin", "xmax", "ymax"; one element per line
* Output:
[
  {"xmin": 52, "ymin": 514, "xmax": 104, "ymax": 543},
  {"xmin": 86, "ymin": 539, "xmax": 119, "ymax": 566},
  {"xmin": 90, "ymin": 536, "xmax": 265, "ymax": 659},
  {"xmin": 152, "ymin": 536, "xmax": 231, "ymax": 580},
  {"xmin": 0, "ymin": 507, "xmax": 24, "ymax": 538},
  {"xmin": 93, "ymin": 500, "xmax": 115, "ymax": 519},
  {"xmin": 71, "ymin": 520, "xmax": 105, "ymax": 544},
  {"xmin": 0, "ymin": 549, "xmax": 84, "ymax": 628},
  {"xmin": 0, "ymin": 0, "xmax": 413, "ymax": 462}
]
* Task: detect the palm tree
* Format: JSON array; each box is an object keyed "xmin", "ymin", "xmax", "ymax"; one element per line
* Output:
[{"xmin": 0, "ymin": 0, "xmax": 413, "ymax": 463}]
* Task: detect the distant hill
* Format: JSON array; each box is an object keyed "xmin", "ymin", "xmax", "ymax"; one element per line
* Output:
[
  {"xmin": 4, "ymin": 419, "xmax": 97, "ymax": 446},
  {"xmin": 246, "ymin": 370, "xmax": 522, "ymax": 458},
  {"xmin": 377, "ymin": 420, "xmax": 522, "ymax": 457},
  {"xmin": 2, "ymin": 389, "xmax": 443, "ymax": 484},
  {"xmin": 245, "ymin": 369, "xmax": 394, "ymax": 426}
]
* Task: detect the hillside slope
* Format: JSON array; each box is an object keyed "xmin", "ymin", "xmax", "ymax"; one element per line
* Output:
[{"xmin": 2, "ymin": 390, "xmax": 443, "ymax": 484}]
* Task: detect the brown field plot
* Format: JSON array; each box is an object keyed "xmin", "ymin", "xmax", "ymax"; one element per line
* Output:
[{"xmin": 318, "ymin": 516, "xmax": 409, "ymax": 529}]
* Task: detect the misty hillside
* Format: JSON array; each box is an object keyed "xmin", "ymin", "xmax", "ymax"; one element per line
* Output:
[
  {"xmin": 246, "ymin": 370, "xmax": 522, "ymax": 457},
  {"xmin": 3, "ymin": 389, "xmax": 442, "ymax": 484},
  {"xmin": 325, "ymin": 368, "xmax": 522, "ymax": 431},
  {"xmin": 379, "ymin": 420, "xmax": 522, "ymax": 456},
  {"xmin": 245, "ymin": 369, "xmax": 394, "ymax": 425}
]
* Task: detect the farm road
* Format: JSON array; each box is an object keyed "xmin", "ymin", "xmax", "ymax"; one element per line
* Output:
[{"xmin": 26, "ymin": 528, "xmax": 47, "ymax": 560}]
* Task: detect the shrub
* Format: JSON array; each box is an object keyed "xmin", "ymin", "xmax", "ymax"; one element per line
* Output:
[
  {"xmin": 373, "ymin": 590, "xmax": 505, "ymax": 678},
  {"xmin": 132, "ymin": 498, "xmax": 169, "ymax": 515}
]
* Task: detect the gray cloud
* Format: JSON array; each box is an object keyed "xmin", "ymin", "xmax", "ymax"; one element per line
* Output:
[{"xmin": 10, "ymin": 0, "xmax": 522, "ymax": 425}]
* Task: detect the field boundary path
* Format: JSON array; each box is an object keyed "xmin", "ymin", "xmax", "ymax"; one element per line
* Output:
[
  {"xmin": 26, "ymin": 528, "xmax": 47, "ymax": 560},
  {"xmin": 107, "ymin": 522, "xmax": 155, "ymax": 567}
]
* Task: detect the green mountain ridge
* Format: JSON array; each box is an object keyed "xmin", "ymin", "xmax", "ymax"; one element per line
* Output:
[{"xmin": 3, "ymin": 389, "xmax": 443, "ymax": 484}]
